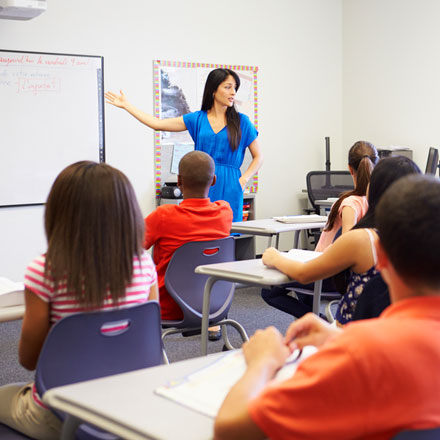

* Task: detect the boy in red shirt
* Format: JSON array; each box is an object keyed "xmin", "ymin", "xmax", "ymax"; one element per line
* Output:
[
  {"xmin": 144, "ymin": 151, "xmax": 232, "ymax": 339},
  {"xmin": 215, "ymin": 175, "xmax": 440, "ymax": 440}
]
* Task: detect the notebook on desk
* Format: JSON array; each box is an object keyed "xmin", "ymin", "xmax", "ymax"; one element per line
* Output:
[
  {"xmin": 0, "ymin": 277, "xmax": 25, "ymax": 308},
  {"xmin": 155, "ymin": 346, "xmax": 317, "ymax": 418},
  {"xmin": 273, "ymin": 214, "xmax": 327, "ymax": 224}
]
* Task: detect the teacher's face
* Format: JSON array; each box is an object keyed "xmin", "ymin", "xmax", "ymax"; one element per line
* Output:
[{"xmin": 213, "ymin": 75, "xmax": 237, "ymax": 107}]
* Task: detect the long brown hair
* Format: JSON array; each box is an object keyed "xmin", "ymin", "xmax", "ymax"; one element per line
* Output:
[
  {"xmin": 44, "ymin": 161, "xmax": 145, "ymax": 308},
  {"xmin": 201, "ymin": 68, "xmax": 242, "ymax": 151},
  {"xmin": 325, "ymin": 141, "xmax": 378, "ymax": 231}
]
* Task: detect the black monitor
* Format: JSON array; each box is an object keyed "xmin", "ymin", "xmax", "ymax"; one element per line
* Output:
[{"xmin": 425, "ymin": 147, "xmax": 439, "ymax": 175}]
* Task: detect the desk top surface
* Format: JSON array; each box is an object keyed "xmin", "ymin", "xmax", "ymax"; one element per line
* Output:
[
  {"xmin": 0, "ymin": 305, "xmax": 25, "ymax": 322},
  {"xmin": 195, "ymin": 249, "xmax": 319, "ymax": 286},
  {"xmin": 231, "ymin": 218, "xmax": 326, "ymax": 235},
  {"xmin": 314, "ymin": 198, "xmax": 338, "ymax": 206},
  {"xmin": 44, "ymin": 353, "xmax": 225, "ymax": 440}
]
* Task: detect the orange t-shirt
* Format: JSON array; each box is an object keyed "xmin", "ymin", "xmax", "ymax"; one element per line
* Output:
[
  {"xmin": 249, "ymin": 296, "xmax": 440, "ymax": 439},
  {"xmin": 144, "ymin": 198, "xmax": 232, "ymax": 320}
]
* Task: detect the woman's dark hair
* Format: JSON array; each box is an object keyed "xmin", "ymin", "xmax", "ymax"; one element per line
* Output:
[
  {"xmin": 201, "ymin": 68, "xmax": 241, "ymax": 151},
  {"xmin": 354, "ymin": 155, "xmax": 421, "ymax": 229},
  {"xmin": 44, "ymin": 161, "xmax": 145, "ymax": 308},
  {"xmin": 325, "ymin": 141, "xmax": 378, "ymax": 231}
]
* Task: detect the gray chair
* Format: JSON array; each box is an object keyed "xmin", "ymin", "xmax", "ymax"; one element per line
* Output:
[
  {"xmin": 306, "ymin": 170, "xmax": 354, "ymax": 214},
  {"xmin": 392, "ymin": 428, "xmax": 440, "ymax": 439},
  {"xmin": 304, "ymin": 170, "xmax": 353, "ymax": 246},
  {"xmin": 161, "ymin": 237, "xmax": 249, "ymax": 354},
  {"xmin": 36, "ymin": 301, "xmax": 164, "ymax": 440}
]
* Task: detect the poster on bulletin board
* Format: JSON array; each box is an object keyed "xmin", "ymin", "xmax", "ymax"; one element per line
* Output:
[{"xmin": 153, "ymin": 60, "xmax": 258, "ymax": 196}]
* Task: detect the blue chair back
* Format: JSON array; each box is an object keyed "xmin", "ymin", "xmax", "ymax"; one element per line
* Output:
[
  {"xmin": 392, "ymin": 428, "xmax": 440, "ymax": 439},
  {"xmin": 164, "ymin": 237, "xmax": 235, "ymax": 327},
  {"xmin": 35, "ymin": 301, "xmax": 163, "ymax": 439}
]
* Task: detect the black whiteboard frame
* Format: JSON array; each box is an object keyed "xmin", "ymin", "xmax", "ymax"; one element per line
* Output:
[{"xmin": 0, "ymin": 49, "xmax": 105, "ymax": 208}]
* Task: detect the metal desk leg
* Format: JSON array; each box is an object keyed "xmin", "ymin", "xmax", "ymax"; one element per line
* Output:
[
  {"xmin": 293, "ymin": 230, "xmax": 300, "ymax": 249},
  {"xmin": 60, "ymin": 415, "xmax": 81, "ymax": 440},
  {"xmin": 312, "ymin": 279, "xmax": 323, "ymax": 315},
  {"xmin": 275, "ymin": 233, "xmax": 280, "ymax": 249},
  {"xmin": 201, "ymin": 276, "xmax": 217, "ymax": 356},
  {"xmin": 267, "ymin": 235, "xmax": 273, "ymax": 249}
]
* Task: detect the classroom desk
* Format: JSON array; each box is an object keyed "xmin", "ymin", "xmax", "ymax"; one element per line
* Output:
[
  {"xmin": 0, "ymin": 305, "xmax": 25, "ymax": 323},
  {"xmin": 44, "ymin": 352, "xmax": 225, "ymax": 440},
  {"xmin": 230, "ymin": 218, "xmax": 326, "ymax": 249},
  {"xmin": 195, "ymin": 250, "xmax": 322, "ymax": 355}
]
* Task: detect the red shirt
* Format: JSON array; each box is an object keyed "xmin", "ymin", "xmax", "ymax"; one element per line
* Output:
[
  {"xmin": 249, "ymin": 296, "xmax": 440, "ymax": 439},
  {"xmin": 144, "ymin": 198, "xmax": 232, "ymax": 320}
]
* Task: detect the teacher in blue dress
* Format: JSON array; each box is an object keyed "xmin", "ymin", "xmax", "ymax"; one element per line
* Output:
[{"xmin": 105, "ymin": 68, "xmax": 263, "ymax": 222}]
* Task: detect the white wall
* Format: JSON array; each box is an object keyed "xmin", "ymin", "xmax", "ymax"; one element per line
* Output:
[
  {"xmin": 0, "ymin": 0, "xmax": 343, "ymax": 279},
  {"xmin": 343, "ymin": 0, "xmax": 440, "ymax": 168}
]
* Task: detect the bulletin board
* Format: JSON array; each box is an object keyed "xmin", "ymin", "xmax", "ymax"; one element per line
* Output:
[
  {"xmin": 0, "ymin": 50, "xmax": 105, "ymax": 207},
  {"xmin": 153, "ymin": 60, "xmax": 258, "ymax": 196}
]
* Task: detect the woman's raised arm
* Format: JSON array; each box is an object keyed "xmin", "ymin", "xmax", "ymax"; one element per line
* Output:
[{"xmin": 105, "ymin": 90, "xmax": 187, "ymax": 132}]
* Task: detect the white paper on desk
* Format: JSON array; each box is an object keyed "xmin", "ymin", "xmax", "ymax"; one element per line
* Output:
[
  {"xmin": 155, "ymin": 346, "xmax": 317, "ymax": 418},
  {"xmin": 0, "ymin": 277, "xmax": 24, "ymax": 307},
  {"xmin": 273, "ymin": 214, "xmax": 327, "ymax": 224},
  {"xmin": 285, "ymin": 249, "xmax": 322, "ymax": 262}
]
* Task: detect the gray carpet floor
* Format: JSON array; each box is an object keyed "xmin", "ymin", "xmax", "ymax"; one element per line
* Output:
[{"xmin": 0, "ymin": 286, "xmax": 309, "ymax": 386}]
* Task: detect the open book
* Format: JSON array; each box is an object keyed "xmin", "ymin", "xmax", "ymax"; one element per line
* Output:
[
  {"xmin": 155, "ymin": 346, "xmax": 317, "ymax": 418},
  {"xmin": 0, "ymin": 277, "xmax": 25, "ymax": 308},
  {"xmin": 273, "ymin": 214, "xmax": 327, "ymax": 224}
]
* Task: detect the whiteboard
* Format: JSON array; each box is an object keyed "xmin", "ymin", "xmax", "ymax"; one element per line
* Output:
[{"xmin": 0, "ymin": 50, "xmax": 105, "ymax": 207}]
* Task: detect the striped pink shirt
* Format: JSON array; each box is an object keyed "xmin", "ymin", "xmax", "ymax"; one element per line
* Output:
[{"xmin": 24, "ymin": 251, "xmax": 157, "ymax": 325}]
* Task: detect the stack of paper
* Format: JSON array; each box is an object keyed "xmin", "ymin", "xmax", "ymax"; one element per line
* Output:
[
  {"xmin": 285, "ymin": 249, "xmax": 322, "ymax": 261},
  {"xmin": 273, "ymin": 214, "xmax": 327, "ymax": 224},
  {"xmin": 155, "ymin": 346, "xmax": 317, "ymax": 418},
  {"xmin": 0, "ymin": 277, "xmax": 25, "ymax": 308}
]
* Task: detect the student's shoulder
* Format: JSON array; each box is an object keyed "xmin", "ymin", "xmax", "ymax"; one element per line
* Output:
[
  {"xmin": 145, "ymin": 204, "xmax": 179, "ymax": 221},
  {"xmin": 213, "ymin": 200, "xmax": 233, "ymax": 214},
  {"xmin": 331, "ymin": 228, "xmax": 371, "ymax": 250},
  {"xmin": 341, "ymin": 195, "xmax": 367, "ymax": 208},
  {"xmin": 26, "ymin": 254, "xmax": 46, "ymax": 274}
]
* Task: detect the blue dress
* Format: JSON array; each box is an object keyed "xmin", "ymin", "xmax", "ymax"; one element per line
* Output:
[{"xmin": 183, "ymin": 110, "xmax": 258, "ymax": 222}]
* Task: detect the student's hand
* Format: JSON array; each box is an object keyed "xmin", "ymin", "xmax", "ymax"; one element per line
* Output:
[
  {"xmin": 284, "ymin": 313, "xmax": 342, "ymax": 350},
  {"xmin": 104, "ymin": 90, "xmax": 128, "ymax": 109},
  {"xmin": 262, "ymin": 247, "xmax": 282, "ymax": 267},
  {"xmin": 243, "ymin": 326, "xmax": 291, "ymax": 372}
]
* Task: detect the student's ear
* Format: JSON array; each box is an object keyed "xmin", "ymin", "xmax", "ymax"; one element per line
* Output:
[
  {"xmin": 348, "ymin": 165, "xmax": 355, "ymax": 176},
  {"xmin": 177, "ymin": 175, "xmax": 182, "ymax": 188},
  {"xmin": 211, "ymin": 174, "xmax": 217, "ymax": 187}
]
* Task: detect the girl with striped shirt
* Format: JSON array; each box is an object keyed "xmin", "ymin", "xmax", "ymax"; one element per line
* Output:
[{"xmin": 0, "ymin": 161, "xmax": 158, "ymax": 440}]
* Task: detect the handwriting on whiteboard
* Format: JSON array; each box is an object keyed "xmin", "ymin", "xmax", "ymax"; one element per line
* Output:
[
  {"xmin": 17, "ymin": 77, "xmax": 60, "ymax": 94},
  {"xmin": 0, "ymin": 54, "xmax": 92, "ymax": 68}
]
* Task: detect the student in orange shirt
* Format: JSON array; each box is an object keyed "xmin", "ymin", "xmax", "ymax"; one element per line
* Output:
[
  {"xmin": 144, "ymin": 151, "xmax": 233, "ymax": 340},
  {"xmin": 215, "ymin": 174, "xmax": 440, "ymax": 440}
]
